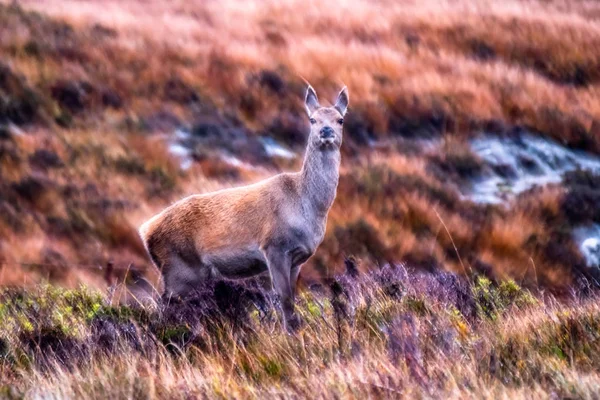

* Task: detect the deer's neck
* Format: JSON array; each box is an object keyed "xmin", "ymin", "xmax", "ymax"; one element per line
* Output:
[{"xmin": 299, "ymin": 144, "xmax": 340, "ymax": 217}]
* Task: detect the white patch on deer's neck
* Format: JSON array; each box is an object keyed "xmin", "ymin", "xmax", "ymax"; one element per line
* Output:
[{"xmin": 300, "ymin": 142, "xmax": 341, "ymax": 216}]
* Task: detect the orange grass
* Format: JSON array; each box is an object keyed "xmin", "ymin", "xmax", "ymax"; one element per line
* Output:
[{"xmin": 0, "ymin": 0, "xmax": 598, "ymax": 289}]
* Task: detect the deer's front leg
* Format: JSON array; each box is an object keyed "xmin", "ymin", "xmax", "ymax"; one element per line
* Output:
[{"xmin": 263, "ymin": 247, "xmax": 300, "ymax": 332}]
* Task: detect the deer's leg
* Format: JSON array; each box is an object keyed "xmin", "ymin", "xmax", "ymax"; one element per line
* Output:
[
  {"xmin": 287, "ymin": 265, "xmax": 302, "ymax": 329},
  {"xmin": 263, "ymin": 247, "xmax": 299, "ymax": 331},
  {"xmin": 255, "ymin": 270, "xmax": 273, "ymax": 291},
  {"xmin": 162, "ymin": 249, "xmax": 217, "ymax": 300},
  {"xmin": 290, "ymin": 265, "xmax": 301, "ymax": 290}
]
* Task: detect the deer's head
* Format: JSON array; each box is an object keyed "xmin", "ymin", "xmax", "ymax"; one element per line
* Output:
[{"xmin": 304, "ymin": 86, "xmax": 349, "ymax": 150}]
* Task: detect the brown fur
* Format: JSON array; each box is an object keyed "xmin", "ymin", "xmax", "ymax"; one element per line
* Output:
[{"xmin": 139, "ymin": 86, "xmax": 349, "ymax": 330}]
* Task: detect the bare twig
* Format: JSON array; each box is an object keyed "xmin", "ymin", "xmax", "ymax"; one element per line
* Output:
[{"xmin": 434, "ymin": 208, "xmax": 470, "ymax": 278}]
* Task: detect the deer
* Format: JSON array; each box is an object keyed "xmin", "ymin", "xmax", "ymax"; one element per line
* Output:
[{"xmin": 139, "ymin": 85, "xmax": 349, "ymax": 331}]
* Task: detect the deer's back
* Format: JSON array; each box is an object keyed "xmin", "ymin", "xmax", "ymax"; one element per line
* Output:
[{"xmin": 140, "ymin": 173, "xmax": 306, "ymax": 265}]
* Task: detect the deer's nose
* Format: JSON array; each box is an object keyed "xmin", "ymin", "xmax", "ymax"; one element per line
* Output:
[{"xmin": 320, "ymin": 126, "xmax": 334, "ymax": 139}]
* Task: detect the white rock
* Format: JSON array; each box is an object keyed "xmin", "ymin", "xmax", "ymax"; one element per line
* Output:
[{"xmin": 468, "ymin": 134, "xmax": 600, "ymax": 204}]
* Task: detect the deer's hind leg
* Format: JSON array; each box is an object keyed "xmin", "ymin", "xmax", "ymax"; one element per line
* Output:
[{"xmin": 159, "ymin": 241, "xmax": 217, "ymax": 300}]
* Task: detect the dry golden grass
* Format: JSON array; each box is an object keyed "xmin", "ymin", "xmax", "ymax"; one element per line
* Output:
[
  {"xmin": 0, "ymin": 0, "xmax": 599, "ymax": 291},
  {"xmin": 6, "ymin": 0, "xmax": 600, "ymax": 143},
  {"xmin": 0, "ymin": 273, "xmax": 597, "ymax": 399}
]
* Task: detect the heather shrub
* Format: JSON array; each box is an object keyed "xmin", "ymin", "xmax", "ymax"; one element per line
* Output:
[{"xmin": 472, "ymin": 276, "xmax": 536, "ymax": 320}]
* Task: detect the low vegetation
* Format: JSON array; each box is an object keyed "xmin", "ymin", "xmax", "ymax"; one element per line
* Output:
[{"xmin": 3, "ymin": 266, "xmax": 600, "ymax": 398}]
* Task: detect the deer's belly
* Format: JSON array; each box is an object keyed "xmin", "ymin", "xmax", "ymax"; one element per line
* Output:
[{"xmin": 206, "ymin": 249, "xmax": 269, "ymax": 279}]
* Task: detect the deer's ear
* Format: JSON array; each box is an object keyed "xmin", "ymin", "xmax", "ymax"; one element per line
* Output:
[
  {"xmin": 305, "ymin": 85, "xmax": 320, "ymax": 116},
  {"xmin": 334, "ymin": 86, "xmax": 349, "ymax": 116}
]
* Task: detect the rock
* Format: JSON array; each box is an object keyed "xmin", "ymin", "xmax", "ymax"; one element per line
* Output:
[
  {"xmin": 573, "ymin": 225, "xmax": 600, "ymax": 269},
  {"xmin": 581, "ymin": 237, "xmax": 600, "ymax": 268},
  {"xmin": 468, "ymin": 133, "xmax": 600, "ymax": 204}
]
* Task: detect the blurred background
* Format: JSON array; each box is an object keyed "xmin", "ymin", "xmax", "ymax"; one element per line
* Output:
[{"xmin": 1, "ymin": 0, "xmax": 600, "ymax": 292}]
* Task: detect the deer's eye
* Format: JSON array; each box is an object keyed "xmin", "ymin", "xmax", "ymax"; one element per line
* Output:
[
  {"xmin": 310, "ymin": 118, "xmax": 316, "ymax": 124},
  {"xmin": 337, "ymin": 118, "xmax": 344, "ymax": 125}
]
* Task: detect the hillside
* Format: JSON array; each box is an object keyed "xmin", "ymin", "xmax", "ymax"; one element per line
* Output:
[
  {"xmin": 2, "ymin": 0, "xmax": 600, "ymax": 397},
  {"xmin": 2, "ymin": 0, "xmax": 600, "ymax": 290}
]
